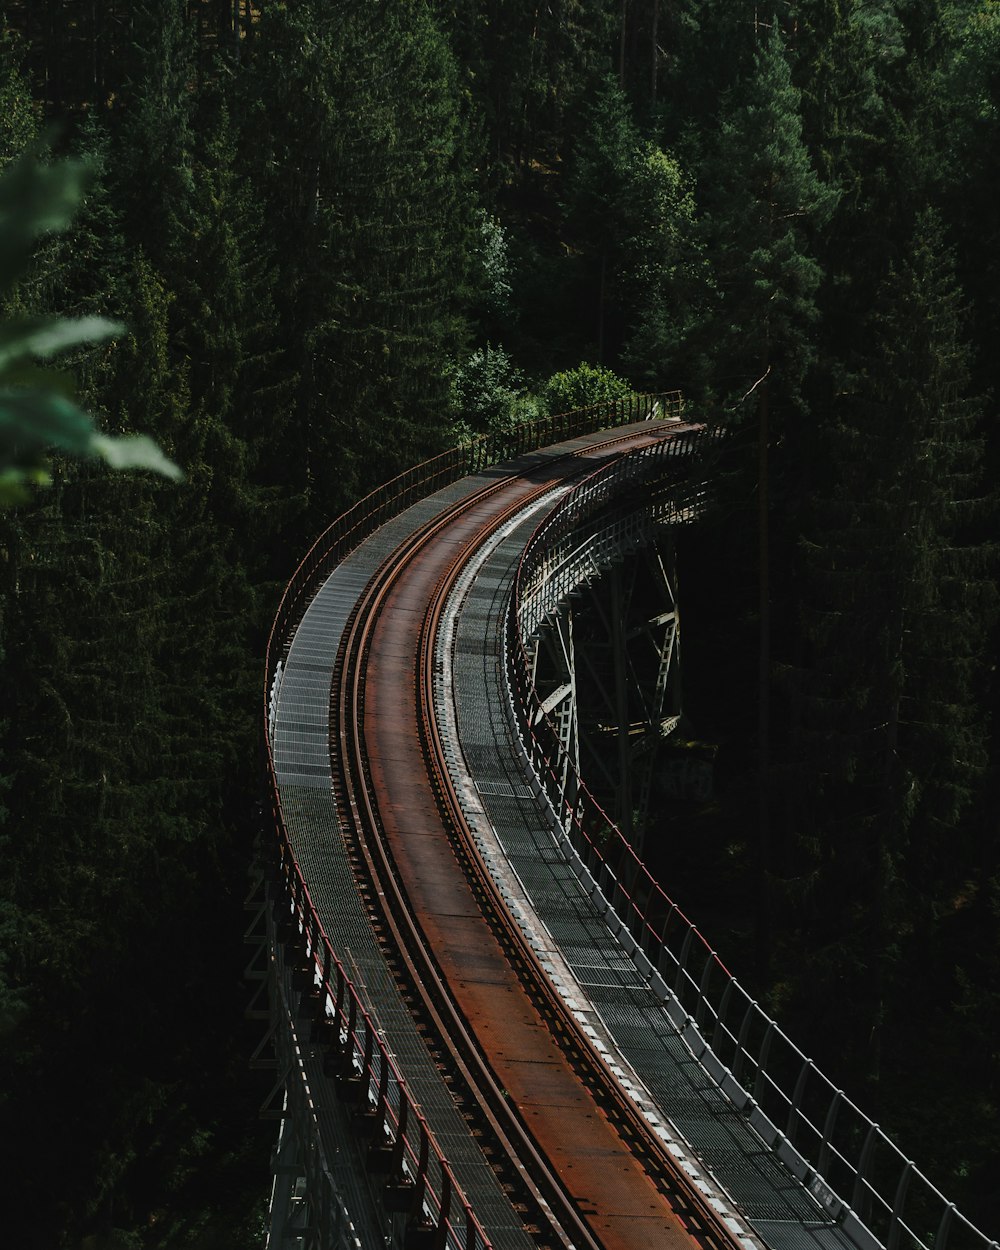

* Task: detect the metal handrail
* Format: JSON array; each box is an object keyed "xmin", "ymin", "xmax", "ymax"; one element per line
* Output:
[
  {"xmin": 503, "ymin": 439, "xmax": 999, "ymax": 1250},
  {"xmin": 265, "ymin": 391, "xmax": 682, "ymax": 700},
  {"xmin": 268, "ymin": 827, "xmax": 486, "ymax": 1250},
  {"xmin": 263, "ymin": 393, "xmax": 682, "ymax": 1246}
]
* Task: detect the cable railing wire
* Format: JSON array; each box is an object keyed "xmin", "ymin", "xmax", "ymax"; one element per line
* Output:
[
  {"xmin": 502, "ymin": 434, "xmax": 998, "ymax": 1250},
  {"xmin": 263, "ymin": 393, "xmax": 682, "ymax": 1248}
]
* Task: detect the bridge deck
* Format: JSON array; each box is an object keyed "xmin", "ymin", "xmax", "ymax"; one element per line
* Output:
[
  {"xmin": 272, "ymin": 432, "xmax": 627, "ymax": 1247},
  {"xmin": 442, "ymin": 496, "xmax": 856, "ymax": 1250},
  {"xmin": 272, "ymin": 424, "xmax": 850, "ymax": 1250}
]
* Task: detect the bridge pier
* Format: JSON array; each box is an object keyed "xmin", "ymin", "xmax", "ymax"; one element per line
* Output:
[{"xmin": 532, "ymin": 533, "xmax": 682, "ymax": 855}]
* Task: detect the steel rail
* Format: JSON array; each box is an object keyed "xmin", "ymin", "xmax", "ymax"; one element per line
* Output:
[
  {"xmin": 415, "ymin": 450, "xmax": 745, "ymax": 1250},
  {"xmin": 333, "ymin": 438, "xmax": 652, "ymax": 1249},
  {"xmin": 333, "ymin": 424, "xmax": 719, "ymax": 1250},
  {"xmin": 263, "ymin": 401, "xmax": 682, "ymax": 1250}
]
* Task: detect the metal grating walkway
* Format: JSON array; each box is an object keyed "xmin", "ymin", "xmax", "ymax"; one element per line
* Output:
[
  {"xmin": 271, "ymin": 432, "xmax": 635, "ymax": 1250},
  {"xmin": 443, "ymin": 497, "xmax": 862, "ymax": 1250}
]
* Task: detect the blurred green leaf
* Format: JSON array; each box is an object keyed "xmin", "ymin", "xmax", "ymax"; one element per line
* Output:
[
  {"xmin": 0, "ymin": 149, "xmax": 181, "ymax": 499},
  {"xmin": 0, "ymin": 314, "xmax": 124, "ymax": 370},
  {"xmin": 0, "ymin": 465, "xmax": 51, "ymax": 506},
  {"xmin": 90, "ymin": 433, "xmax": 183, "ymax": 480},
  {"xmin": 0, "ymin": 387, "xmax": 95, "ymax": 453},
  {"xmin": 0, "ymin": 149, "xmax": 90, "ymax": 291}
]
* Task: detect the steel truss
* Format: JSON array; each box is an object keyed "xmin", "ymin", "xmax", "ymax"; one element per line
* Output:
[
  {"xmin": 246, "ymin": 875, "xmax": 387, "ymax": 1250},
  {"xmin": 530, "ymin": 528, "xmax": 682, "ymax": 854}
]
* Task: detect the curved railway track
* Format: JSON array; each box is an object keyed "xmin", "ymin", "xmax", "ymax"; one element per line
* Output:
[{"xmin": 329, "ymin": 424, "xmax": 738, "ymax": 1250}]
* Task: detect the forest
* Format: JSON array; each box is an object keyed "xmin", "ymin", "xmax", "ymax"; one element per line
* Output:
[{"xmin": 0, "ymin": 1, "xmax": 997, "ymax": 1247}]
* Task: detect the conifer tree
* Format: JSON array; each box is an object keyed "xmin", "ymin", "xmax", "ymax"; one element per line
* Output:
[
  {"xmin": 435, "ymin": 0, "xmax": 614, "ymax": 181},
  {"xmin": 703, "ymin": 19, "xmax": 837, "ymax": 971},
  {"xmin": 251, "ymin": 0, "xmax": 474, "ymax": 530},
  {"xmin": 0, "ymin": 32, "xmax": 34, "ymax": 169},
  {"xmin": 706, "ymin": 21, "xmax": 837, "ymax": 412},
  {"xmin": 563, "ymin": 76, "xmax": 644, "ymax": 362},
  {"xmin": 622, "ymin": 144, "xmax": 710, "ymax": 395},
  {"xmin": 942, "ymin": 1, "xmax": 1000, "ymax": 408},
  {"xmin": 791, "ymin": 209, "xmax": 994, "ymax": 1087},
  {"xmin": 562, "ymin": 76, "xmax": 708, "ymax": 377}
]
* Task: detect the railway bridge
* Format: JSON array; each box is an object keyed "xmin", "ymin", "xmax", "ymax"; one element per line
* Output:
[{"xmin": 256, "ymin": 397, "xmax": 996, "ymax": 1250}]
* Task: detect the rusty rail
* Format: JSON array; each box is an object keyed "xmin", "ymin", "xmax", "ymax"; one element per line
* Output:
[
  {"xmin": 262, "ymin": 395, "xmax": 681, "ymax": 1249},
  {"xmin": 503, "ymin": 435, "xmax": 999, "ymax": 1250},
  {"xmin": 266, "ymin": 392, "xmax": 682, "ymax": 698}
]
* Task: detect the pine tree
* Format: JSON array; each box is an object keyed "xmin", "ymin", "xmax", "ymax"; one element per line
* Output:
[
  {"xmin": 703, "ymin": 18, "xmax": 838, "ymax": 972},
  {"xmin": 706, "ymin": 21, "xmax": 838, "ymax": 411},
  {"xmin": 563, "ymin": 76, "xmax": 645, "ymax": 363},
  {"xmin": 791, "ymin": 209, "xmax": 994, "ymax": 1091},
  {"xmin": 560, "ymin": 74, "xmax": 709, "ymax": 380},
  {"xmin": 251, "ymin": 0, "xmax": 474, "ymax": 531},
  {"xmin": 941, "ymin": 1, "xmax": 1000, "ymax": 410},
  {"xmin": 0, "ymin": 31, "xmax": 35, "ymax": 170},
  {"xmin": 621, "ymin": 143, "xmax": 710, "ymax": 395},
  {"xmin": 434, "ymin": 0, "xmax": 614, "ymax": 182}
]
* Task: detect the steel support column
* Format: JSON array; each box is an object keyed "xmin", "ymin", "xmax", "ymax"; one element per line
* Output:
[
  {"xmin": 532, "ymin": 533, "xmax": 682, "ymax": 854},
  {"xmin": 533, "ymin": 601, "xmax": 581, "ymax": 820}
]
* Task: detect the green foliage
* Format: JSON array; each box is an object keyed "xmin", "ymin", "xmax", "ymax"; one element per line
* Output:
[
  {"xmin": 539, "ymin": 361, "xmax": 635, "ymax": 413},
  {"xmin": 562, "ymin": 76, "xmax": 644, "ymax": 360},
  {"xmin": 435, "ymin": 0, "xmax": 614, "ymax": 181},
  {"xmin": 557, "ymin": 75, "xmax": 710, "ymax": 378},
  {"xmin": 939, "ymin": 1, "xmax": 1000, "ymax": 401},
  {"xmin": 0, "ymin": 153, "xmax": 180, "ymax": 505},
  {"xmin": 622, "ymin": 145, "xmax": 711, "ymax": 394},
  {"xmin": 786, "ymin": 208, "xmax": 995, "ymax": 1100},
  {"xmin": 474, "ymin": 210, "xmax": 514, "ymax": 320},
  {"xmin": 705, "ymin": 21, "xmax": 839, "ymax": 410},
  {"xmin": 0, "ymin": 31, "xmax": 35, "ymax": 168},
  {"xmin": 251, "ymin": 0, "xmax": 474, "ymax": 525},
  {"xmin": 450, "ymin": 345, "xmax": 540, "ymax": 437}
]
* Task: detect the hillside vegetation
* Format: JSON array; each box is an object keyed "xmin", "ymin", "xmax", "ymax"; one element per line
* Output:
[{"xmin": 1, "ymin": 3, "xmax": 998, "ymax": 1246}]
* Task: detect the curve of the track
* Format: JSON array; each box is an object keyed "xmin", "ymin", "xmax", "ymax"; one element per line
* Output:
[{"xmin": 334, "ymin": 424, "xmax": 730, "ymax": 1250}]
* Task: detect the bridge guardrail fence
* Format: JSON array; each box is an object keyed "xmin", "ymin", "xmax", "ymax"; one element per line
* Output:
[
  {"xmin": 263, "ymin": 392, "xmax": 682, "ymax": 1249},
  {"xmin": 503, "ymin": 436, "xmax": 998, "ymax": 1250},
  {"xmin": 269, "ymin": 836, "xmax": 483, "ymax": 1250},
  {"xmin": 265, "ymin": 391, "xmax": 682, "ymax": 691}
]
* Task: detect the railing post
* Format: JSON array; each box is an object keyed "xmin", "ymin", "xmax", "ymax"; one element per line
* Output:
[
  {"xmin": 754, "ymin": 1020, "xmax": 777, "ymax": 1112},
  {"xmin": 361, "ymin": 1017, "xmax": 375, "ymax": 1099},
  {"xmin": 936, "ymin": 1204, "xmax": 956, "ymax": 1250},
  {"xmin": 733, "ymin": 998, "xmax": 759, "ymax": 1088},
  {"xmin": 412, "ymin": 1122, "xmax": 431, "ymax": 1230},
  {"xmin": 818, "ymin": 1089, "xmax": 843, "ymax": 1175},
  {"xmin": 787, "ymin": 1056, "xmax": 813, "ymax": 1146},
  {"xmin": 852, "ymin": 1121, "xmax": 881, "ymax": 1218},
  {"xmin": 345, "ymin": 994, "xmax": 359, "ymax": 1070},
  {"xmin": 392, "ymin": 1081, "xmax": 409, "ymax": 1174},
  {"xmin": 673, "ymin": 925, "xmax": 697, "ymax": 1000},
  {"xmin": 374, "ymin": 1047, "xmax": 390, "ymax": 1136},
  {"xmin": 694, "ymin": 951, "xmax": 716, "ymax": 1030},
  {"xmin": 435, "ymin": 1165, "xmax": 452, "ymax": 1250},
  {"xmin": 714, "ymin": 975, "xmax": 736, "ymax": 1057},
  {"xmin": 887, "ymin": 1162, "xmax": 914, "ymax": 1250}
]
